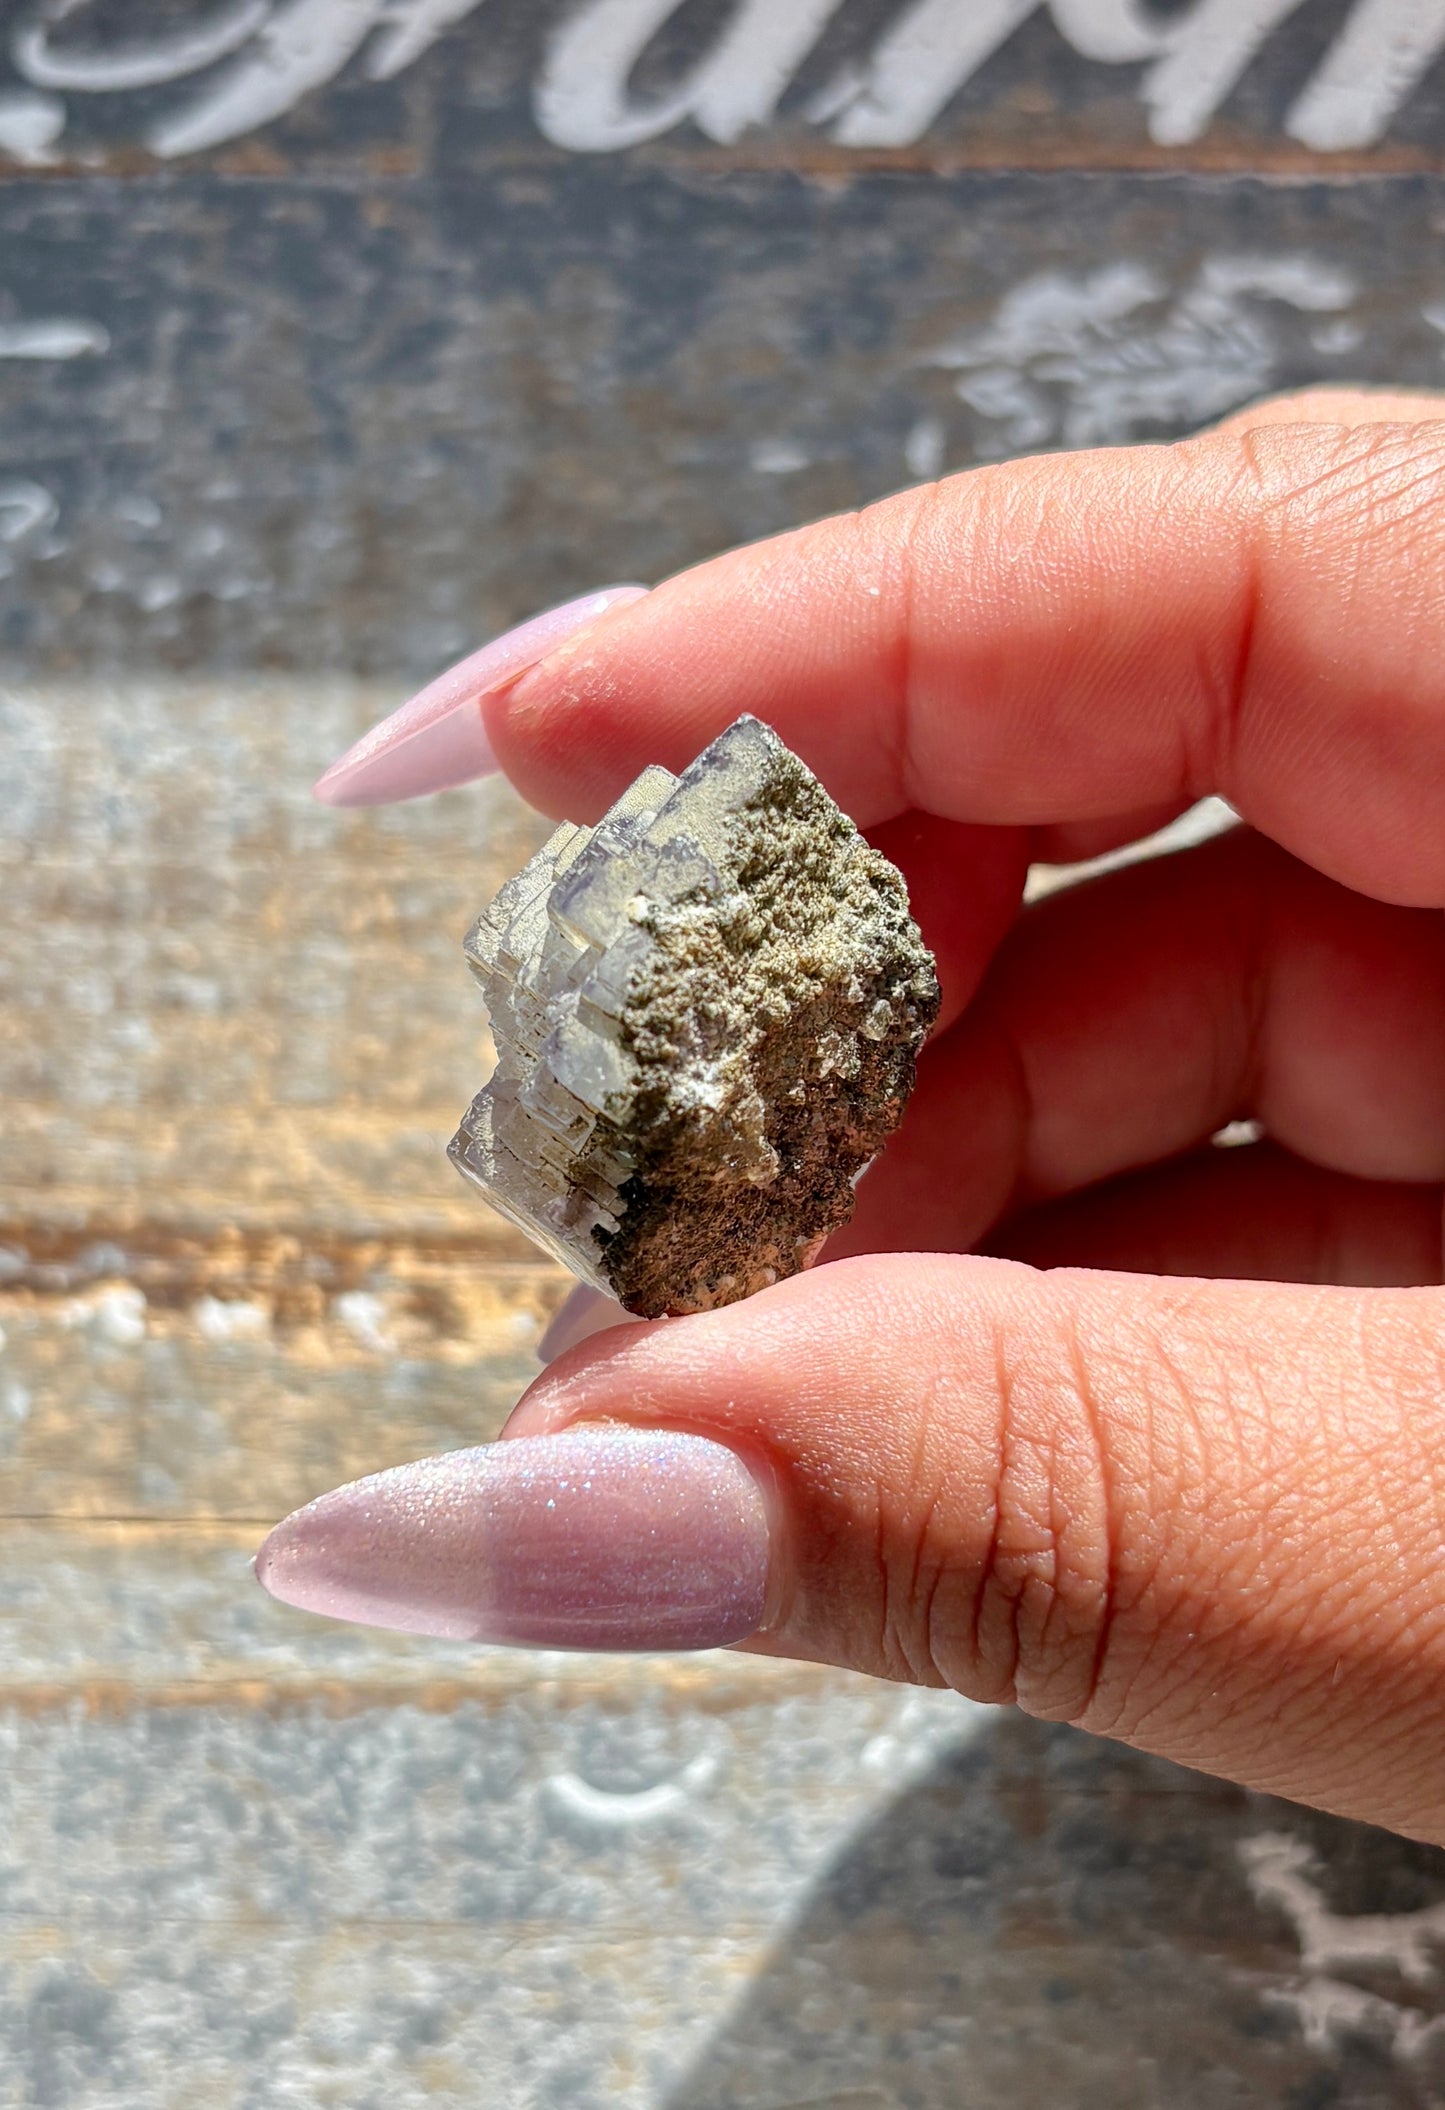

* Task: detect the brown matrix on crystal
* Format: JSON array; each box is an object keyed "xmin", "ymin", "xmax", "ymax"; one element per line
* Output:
[{"xmin": 450, "ymin": 716, "xmax": 940, "ymax": 1318}]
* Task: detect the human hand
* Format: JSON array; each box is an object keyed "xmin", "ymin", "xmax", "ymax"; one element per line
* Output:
[{"xmin": 263, "ymin": 388, "xmax": 1445, "ymax": 1843}]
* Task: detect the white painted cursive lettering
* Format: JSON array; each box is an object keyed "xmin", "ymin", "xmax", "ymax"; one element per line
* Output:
[
  {"xmin": 14, "ymin": 0, "xmax": 272, "ymax": 93},
  {"xmin": 535, "ymin": 0, "xmax": 846, "ymax": 151},
  {"xmin": 1052, "ymin": 0, "xmax": 1313, "ymax": 145},
  {"xmin": 828, "ymin": 0, "xmax": 1038, "ymax": 147},
  {"xmin": 3, "ymin": 0, "xmax": 1444, "ymax": 163},
  {"xmin": 1287, "ymin": 0, "xmax": 1445, "ymax": 149},
  {"xmin": 1137, "ymin": 0, "xmax": 1310, "ymax": 145},
  {"xmin": 147, "ymin": 0, "xmax": 386, "ymax": 157},
  {"xmin": 365, "ymin": 0, "xmax": 491, "ymax": 81}
]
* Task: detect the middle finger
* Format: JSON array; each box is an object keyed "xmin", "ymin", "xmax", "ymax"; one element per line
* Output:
[{"xmin": 833, "ymin": 827, "xmax": 1445, "ymax": 1260}]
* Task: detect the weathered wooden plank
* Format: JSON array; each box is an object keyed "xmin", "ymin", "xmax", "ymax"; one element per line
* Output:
[
  {"xmin": 4, "ymin": 1507, "xmax": 1444, "ymax": 2106},
  {"xmin": 0, "ymin": 825, "xmax": 1228, "ymax": 1532},
  {"xmin": 1, "ymin": 175, "xmax": 1442, "ymax": 677},
  {"xmin": 4, "ymin": 1, "xmax": 1445, "ymax": 178},
  {"xmin": 6, "ymin": 9, "xmax": 1445, "ymax": 2104},
  {"xmin": 0, "ymin": 1273, "xmax": 562, "ymax": 1523},
  {"xmin": 0, "ymin": 1664, "xmax": 975, "ymax": 1932},
  {"xmin": 0, "ymin": 1924, "xmax": 770, "ymax": 2110},
  {"xmin": 0, "ymin": 1517, "xmax": 897, "ymax": 1710},
  {"xmin": 2, "ymin": 1689, "xmax": 1445, "ymax": 2107},
  {"xmin": 2, "ymin": 681, "xmax": 556, "ymax": 1246}
]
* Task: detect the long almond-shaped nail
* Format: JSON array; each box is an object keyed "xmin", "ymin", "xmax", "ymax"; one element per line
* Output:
[
  {"xmin": 255, "ymin": 1428, "xmax": 770, "ymax": 1651},
  {"xmin": 313, "ymin": 584, "xmax": 649, "ymax": 806}
]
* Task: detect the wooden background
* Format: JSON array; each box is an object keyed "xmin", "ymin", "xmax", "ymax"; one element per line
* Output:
[{"xmin": 7, "ymin": 3, "xmax": 1445, "ymax": 2103}]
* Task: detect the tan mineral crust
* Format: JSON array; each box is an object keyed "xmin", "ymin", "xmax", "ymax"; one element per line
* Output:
[{"xmin": 450, "ymin": 716, "xmax": 940, "ymax": 1317}]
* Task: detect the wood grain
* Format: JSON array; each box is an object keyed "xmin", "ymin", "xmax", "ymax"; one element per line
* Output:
[
  {"xmin": 7, "ymin": 4, "xmax": 1445, "ymax": 2098},
  {"xmin": 7, "ymin": 696, "xmax": 1445, "ymax": 2103},
  {"xmin": 2, "ymin": 173, "xmax": 1444, "ymax": 681}
]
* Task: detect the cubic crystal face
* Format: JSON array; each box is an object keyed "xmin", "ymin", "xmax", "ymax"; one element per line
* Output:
[{"xmin": 449, "ymin": 716, "xmax": 940, "ymax": 1318}]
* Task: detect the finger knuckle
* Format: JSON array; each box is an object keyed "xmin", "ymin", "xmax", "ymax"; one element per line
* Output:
[
  {"xmin": 1186, "ymin": 421, "xmax": 1445, "ymax": 789},
  {"xmin": 993, "ymin": 1304, "xmax": 1119, "ymax": 1723},
  {"xmin": 869, "ymin": 1369, "xmax": 968, "ymax": 1692},
  {"xmin": 903, "ymin": 1289, "xmax": 1128, "ymax": 1724}
]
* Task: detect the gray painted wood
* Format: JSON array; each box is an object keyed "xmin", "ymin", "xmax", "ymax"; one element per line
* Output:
[
  {"xmin": 3, "ymin": 171, "xmax": 1444, "ymax": 678},
  {"xmin": 6, "ymin": 3, "xmax": 1445, "ymax": 2102}
]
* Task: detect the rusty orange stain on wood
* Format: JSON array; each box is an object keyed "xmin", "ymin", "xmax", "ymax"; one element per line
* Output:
[
  {"xmin": 5, "ymin": 125, "xmax": 1445, "ymax": 186},
  {"xmin": 0, "ymin": 1219, "xmax": 546, "ymax": 1302},
  {"xmin": 0, "ymin": 1663, "xmax": 846, "ymax": 1720}
]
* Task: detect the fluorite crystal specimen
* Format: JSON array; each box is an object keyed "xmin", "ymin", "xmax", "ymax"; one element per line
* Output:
[{"xmin": 450, "ymin": 716, "xmax": 939, "ymax": 1318}]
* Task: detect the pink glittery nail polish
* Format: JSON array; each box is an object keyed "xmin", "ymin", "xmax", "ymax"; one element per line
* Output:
[
  {"xmin": 313, "ymin": 584, "xmax": 648, "ymax": 806},
  {"xmin": 254, "ymin": 1427, "xmax": 771, "ymax": 1652}
]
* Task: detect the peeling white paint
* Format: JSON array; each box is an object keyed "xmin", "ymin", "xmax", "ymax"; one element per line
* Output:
[
  {"xmin": 193, "ymin": 1295, "xmax": 271, "ymax": 1343},
  {"xmin": 860, "ymin": 1688, "xmax": 988, "ymax": 1778},
  {"xmin": 1241, "ymin": 1830, "xmax": 1445, "ymax": 2063},
  {"xmin": 924, "ymin": 255, "xmax": 1356, "ymax": 452},
  {"xmin": 116, "ymin": 494, "xmax": 164, "ymax": 529},
  {"xmin": 0, "ymin": 89, "xmax": 64, "ymax": 163},
  {"xmin": 544, "ymin": 1750, "xmax": 720, "ymax": 1825},
  {"xmin": 1242, "ymin": 1831, "xmax": 1445, "ymax": 1982},
  {"xmin": 750, "ymin": 438, "xmax": 813, "ymax": 475},
  {"xmin": 334, "ymin": 1289, "xmax": 397, "ymax": 1354},
  {"xmin": 0, "ymin": 481, "xmax": 59, "ymax": 546},
  {"xmin": 903, "ymin": 415, "xmax": 947, "ymax": 482},
  {"xmin": 1310, "ymin": 315, "xmax": 1366, "ymax": 356},
  {"xmin": 0, "ymin": 317, "xmax": 109, "ymax": 359},
  {"xmin": 60, "ymin": 1284, "xmax": 149, "ymax": 1346},
  {"xmin": 137, "ymin": 573, "xmax": 183, "ymax": 613},
  {"xmin": 1267, "ymin": 1974, "xmax": 1445, "ymax": 2061}
]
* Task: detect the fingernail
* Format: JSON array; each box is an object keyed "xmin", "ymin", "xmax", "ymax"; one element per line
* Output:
[
  {"xmin": 537, "ymin": 1283, "xmax": 634, "ymax": 1365},
  {"xmin": 255, "ymin": 1427, "xmax": 771, "ymax": 1651},
  {"xmin": 313, "ymin": 584, "xmax": 649, "ymax": 806}
]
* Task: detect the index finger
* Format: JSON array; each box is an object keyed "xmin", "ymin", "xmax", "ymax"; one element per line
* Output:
[{"xmin": 493, "ymin": 411, "xmax": 1445, "ymax": 908}]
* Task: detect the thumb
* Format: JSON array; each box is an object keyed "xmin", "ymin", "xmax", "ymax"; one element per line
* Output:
[{"xmin": 505, "ymin": 1255, "xmax": 1445, "ymax": 1841}]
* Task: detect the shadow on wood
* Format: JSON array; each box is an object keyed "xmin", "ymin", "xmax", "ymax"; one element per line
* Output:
[{"xmin": 667, "ymin": 1714, "xmax": 1445, "ymax": 2110}]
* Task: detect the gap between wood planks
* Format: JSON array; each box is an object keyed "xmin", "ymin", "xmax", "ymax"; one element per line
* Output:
[
  {"xmin": 0, "ymin": 1219, "xmax": 548, "ymax": 1303},
  {"xmin": 6, "ymin": 134, "xmax": 1445, "ymax": 181}
]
